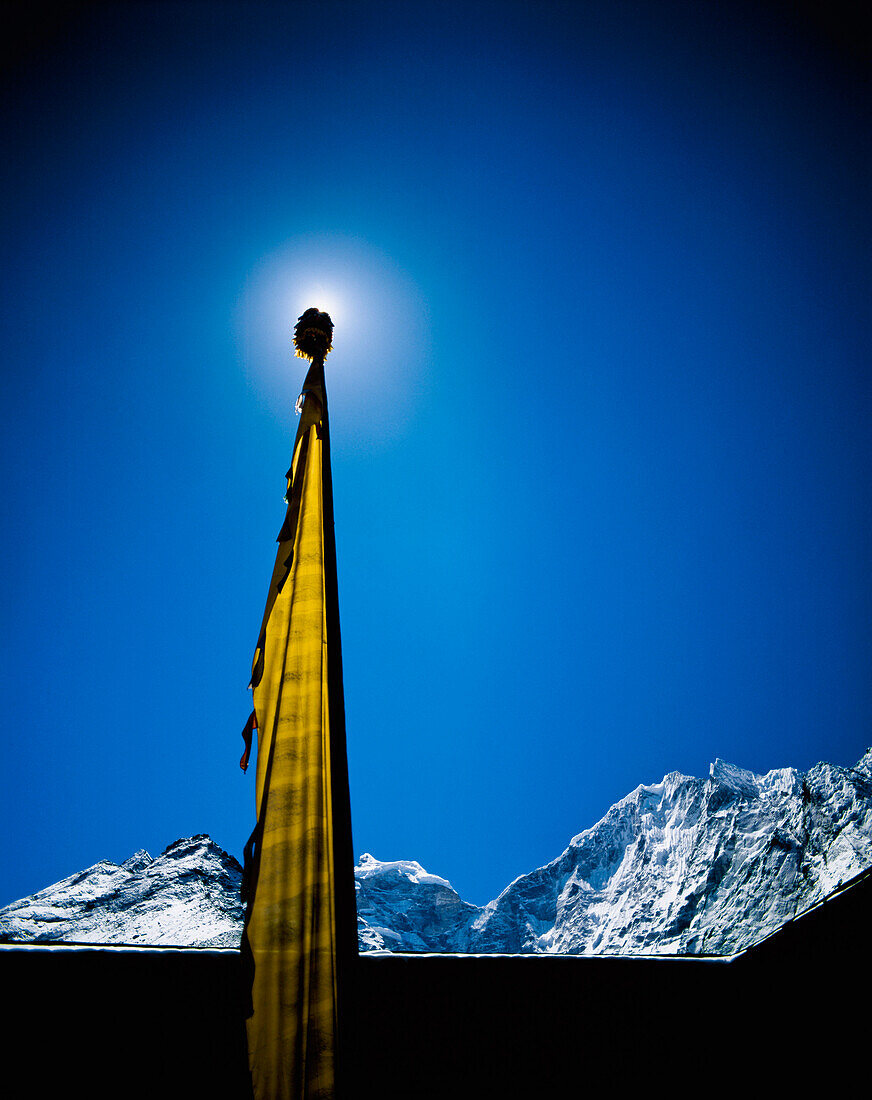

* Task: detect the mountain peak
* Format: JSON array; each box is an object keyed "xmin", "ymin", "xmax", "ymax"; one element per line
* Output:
[
  {"xmin": 0, "ymin": 837, "xmax": 243, "ymax": 948},
  {"xmin": 159, "ymin": 834, "xmax": 227, "ymax": 859},
  {"xmin": 355, "ymin": 854, "xmax": 454, "ymax": 891},
  {"xmin": 708, "ymin": 759, "xmax": 760, "ymax": 799},
  {"xmin": 854, "ymin": 747, "xmax": 872, "ymax": 777},
  {"xmin": 121, "ymin": 850, "xmax": 153, "ymax": 873}
]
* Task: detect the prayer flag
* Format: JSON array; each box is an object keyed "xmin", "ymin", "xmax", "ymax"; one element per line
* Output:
[{"xmin": 241, "ymin": 310, "xmax": 355, "ymax": 1099}]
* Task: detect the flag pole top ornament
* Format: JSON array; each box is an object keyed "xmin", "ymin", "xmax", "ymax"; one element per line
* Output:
[{"xmin": 293, "ymin": 307, "xmax": 334, "ymax": 362}]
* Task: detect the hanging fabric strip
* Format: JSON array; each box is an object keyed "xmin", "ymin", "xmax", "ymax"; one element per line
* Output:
[{"xmin": 239, "ymin": 708, "xmax": 257, "ymax": 773}]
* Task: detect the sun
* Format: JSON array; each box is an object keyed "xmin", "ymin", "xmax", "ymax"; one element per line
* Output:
[{"xmin": 292, "ymin": 284, "xmax": 345, "ymax": 335}]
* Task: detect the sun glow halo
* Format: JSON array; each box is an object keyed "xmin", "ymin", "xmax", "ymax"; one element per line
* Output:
[{"xmin": 237, "ymin": 236, "xmax": 430, "ymax": 442}]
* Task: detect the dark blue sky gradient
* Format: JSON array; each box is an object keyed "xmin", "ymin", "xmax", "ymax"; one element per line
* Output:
[{"xmin": 2, "ymin": 1, "xmax": 870, "ymax": 908}]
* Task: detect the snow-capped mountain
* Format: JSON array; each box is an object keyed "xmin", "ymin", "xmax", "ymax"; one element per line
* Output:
[
  {"xmin": 464, "ymin": 749, "xmax": 872, "ymax": 954},
  {"xmin": 355, "ymin": 854, "xmax": 480, "ymax": 952},
  {"xmin": 356, "ymin": 749, "xmax": 872, "ymax": 954},
  {"xmin": 2, "ymin": 750, "xmax": 870, "ymax": 954},
  {"xmin": 0, "ymin": 835, "xmax": 244, "ymax": 947}
]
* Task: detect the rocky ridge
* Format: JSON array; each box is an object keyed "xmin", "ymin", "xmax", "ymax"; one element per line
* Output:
[{"xmin": 0, "ymin": 834, "xmax": 244, "ymax": 948}]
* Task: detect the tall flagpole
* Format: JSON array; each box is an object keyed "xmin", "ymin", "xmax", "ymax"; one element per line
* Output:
[{"xmin": 240, "ymin": 308, "xmax": 356, "ymax": 1099}]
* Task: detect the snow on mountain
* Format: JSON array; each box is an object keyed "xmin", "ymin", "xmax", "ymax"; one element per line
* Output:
[
  {"xmin": 354, "ymin": 853, "xmax": 479, "ymax": 952},
  {"xmin": 360, "ymin": 749, "xmax": 872, "ymax": 955},
  {"xmin": 0, "ymin": 835, "xmax": 244, "ymax": 947},
  {"xmin": 2, "ymin": 751, "xmax": 870, "ymax": 954}
]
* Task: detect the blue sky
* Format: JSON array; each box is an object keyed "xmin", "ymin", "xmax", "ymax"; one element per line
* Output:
[{"xmin": 1, "ymin": 1, "xmax": 870, "ymax": 910}]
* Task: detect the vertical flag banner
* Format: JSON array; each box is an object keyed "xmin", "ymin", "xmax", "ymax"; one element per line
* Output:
[{"xmin": 240, "ymin": 309, "xmax": 356, "ymax": 1099}]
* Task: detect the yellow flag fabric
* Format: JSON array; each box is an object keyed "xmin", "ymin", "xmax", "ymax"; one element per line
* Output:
[{"xmin": 243, "ymin": 360, "xmax": 346, "ymax": 1099}]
